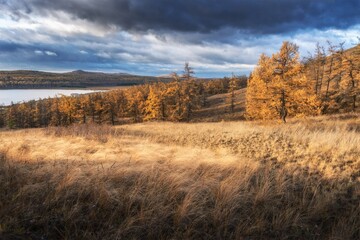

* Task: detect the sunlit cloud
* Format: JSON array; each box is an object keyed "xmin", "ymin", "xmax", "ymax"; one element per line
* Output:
[
  {"xmin": 44, "ymin": 51, "xmax": 57, "ymax": 56},
  {"xmin": 34, "ymin": 50, "xmax": 43, "ymax": 55}
]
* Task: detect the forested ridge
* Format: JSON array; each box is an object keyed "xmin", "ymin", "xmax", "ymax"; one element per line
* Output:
[{"xmin": 0, "ymin": 70, "xmax": 172, "ymax": 89}]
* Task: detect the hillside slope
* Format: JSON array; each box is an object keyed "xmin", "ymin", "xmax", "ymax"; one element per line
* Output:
[
  {"xmin": 192, "ymin": 88, "xmax": 246, "ymax": 121},
  {"xmin": 304, "ymin": 43, "xmax": 360, "ymax": 113}
]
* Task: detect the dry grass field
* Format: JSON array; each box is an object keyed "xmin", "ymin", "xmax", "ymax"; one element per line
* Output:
[{"xmin": 0, "ymin": 114, "xmax": 359, "ymax": 239}]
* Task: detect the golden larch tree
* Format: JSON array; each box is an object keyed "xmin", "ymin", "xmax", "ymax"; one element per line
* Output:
[{"xmin": 246, "ymin": 54, "xmax": 275, "ymax": 120}]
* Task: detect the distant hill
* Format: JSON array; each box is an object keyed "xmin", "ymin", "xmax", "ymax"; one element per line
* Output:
[
  {"xmin": 156, "ymin": 74, "xmax": 174, "ymax": 78},
  {"xmin": 0, "ymin": 70, "xmax": 173, "ymax": 89},
  {"xmin": 68, "ymin": 70, "xmax": 131, "ymax": 76}
]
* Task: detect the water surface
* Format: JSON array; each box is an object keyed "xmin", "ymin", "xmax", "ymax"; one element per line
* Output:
[{"xmin": 0, "ymin": 89, "xmax": 101, "ymax": 106}]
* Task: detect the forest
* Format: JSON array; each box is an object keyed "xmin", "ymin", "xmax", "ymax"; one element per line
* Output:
[
  {"xmin": 247, "ymin": 41, "xmax": 360, "ymax": 122},
  {"xmin": 0, "ymin": 41, "xmax": 359, "ymax": 129},
  {"xmin": 0, "ymin": 65, "xmax": 247, "ymax": 128}
]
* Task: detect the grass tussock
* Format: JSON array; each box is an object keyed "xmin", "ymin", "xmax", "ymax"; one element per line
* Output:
[{"xmin": 0, "ymin": 114, "xmax": 359, "ymax": 239}]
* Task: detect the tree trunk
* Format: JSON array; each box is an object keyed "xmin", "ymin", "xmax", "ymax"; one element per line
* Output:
[
  {"xmin": 111, "ymin": 111, "xmax": 115, "ymax": 125},
  {"xmin": 353, "ymin": 95, "xmax": 357, "ymax": 111},
  {"xmin": 280, "ymin": 90, "xmax": 288, "ymax": 123}
]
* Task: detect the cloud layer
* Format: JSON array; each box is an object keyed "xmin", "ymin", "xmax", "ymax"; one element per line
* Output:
[
  {"xmin": 4, "ymin": 0, "xmax": 360, "ymax": 33},
  {"xmin": 0, "ymin": 0, "xmax": 359, "ymax": 76}
]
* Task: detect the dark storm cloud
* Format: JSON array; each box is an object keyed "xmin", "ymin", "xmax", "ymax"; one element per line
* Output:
[
  {"xmin": 0, "ymin": 39, "xmax": 147, "ymax": 73},
  {"xmin": 0, "ymin": 41, "xmax": 22, "ymax": 52},
  {"xmin": 0, "ymin": 41, "xmax": 89, "ymax": 63},
  {"xmin": 5, "ymin": 0, "xmax": 360, "ymax": 34}
]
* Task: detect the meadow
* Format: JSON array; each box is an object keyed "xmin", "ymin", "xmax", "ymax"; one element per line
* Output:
[{"xmin": 0, "ymin": 114, "xmax": 359, "ymax": 239}]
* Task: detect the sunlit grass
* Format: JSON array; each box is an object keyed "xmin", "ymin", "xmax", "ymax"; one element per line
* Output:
[{"xmin": 0, "ymin": 114, "xmax": 359, "ymax": 239}]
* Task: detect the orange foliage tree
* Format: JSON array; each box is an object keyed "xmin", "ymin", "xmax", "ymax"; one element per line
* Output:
[{"xmin": 246, "ymin": 42, "xmax": 320, "ymax": 122}]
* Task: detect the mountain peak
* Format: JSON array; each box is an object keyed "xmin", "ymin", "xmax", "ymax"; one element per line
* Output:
[{"xmin": 71, "ymin": 70, "xmax": 87, "ymax": 74}]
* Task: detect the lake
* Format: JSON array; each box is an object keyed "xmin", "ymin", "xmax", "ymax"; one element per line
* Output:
[{"xmin": 0, "ymin": 89, "xmax": 102, "ymax": 106}]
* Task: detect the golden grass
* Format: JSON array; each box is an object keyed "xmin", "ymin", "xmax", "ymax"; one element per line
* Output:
[{"xmin": 0, "ymin": 114, "xmax": 359, "ymax": 239}]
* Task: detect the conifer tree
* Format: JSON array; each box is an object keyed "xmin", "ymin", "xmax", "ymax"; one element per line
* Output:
[
  {"xmin": 181, "ymin": 63, "xmax": 198, "ymax": 121},
  {"xmin": 183, "ymin": 62, "xmax": 195, "ymax": 81},
  {"xmin": 86, "ymin": 94, "xmax": 97, "ymax": 123},
  {"xmin": 0, "ymin": 107, "xmax": 5, "ymax": 128},
  {"xmin": 58, "ymin": 96, "xmax": 77, "ymax": 125},
  {"xmin": 94, "ymin": 94, "xmax": 105, "ymax": 124},
  {"xmin": 323, "ymin": 42, "xmax": 345, "ymax": 112},
  {"xmin": 34, "ymin": 100, "xmax": 45, "ymax": 127},
  {"xmin": 166, "ymin": 73, "xmax": 183, "ymax": 121},
  {"xmin": 127, "ymin": 89, "xmax": 145, "ymax": 123},
  {"xmin": 313, "ymin": 43, "xmax": 326, "ymax": 95},
  {"xmin": 6, "ymin": 102, "xmax": 18, "ymax": 129},
  {"xmin": 181, "ymin": 81, "xmax": 197, "ymax": 121},
  {"xmin": 50, "ymin": 98, "xmax": 61, "ymax": 126},
  {"xmin": 198, "ymin": 81, "xmax": 207, "ymax": 107},
  {"xmin": 227, "ymin": 75, "xmax": 238, "ymax": 113},
  {"xmin": 109, "ymin": 90, "xmax": 127, "ymax": 121},
  {"xmin": 102, "ymin": 92, "xmax": 120, "ymax": 125},
  {"xmin": 340, "ymin": 45, "xmax": 360, "ymax": 111},
  {"xmin": 144, "ymin": 86, "xmax": 165, "ymax": 121},
  {"xmin": 321, "ymin": 41, "xmax": 339, "ymax": 112},
  {"xmin": 271, "ymin": 42, "xmax": 302, "ymax": 122},
  {"xmin": 246, "ymin": 54, "xmax": 275, "ymax": 120},
  {"xmin": 246, "ymin": 42, "xmax": 320, "ymax": 122},
  {"xmin": 77, "ymin": 97, "xmax": 88, "ymax": 124}
]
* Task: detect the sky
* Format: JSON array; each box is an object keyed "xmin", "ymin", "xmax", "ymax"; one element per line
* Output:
[{"xmin": 0, "ymin": 0, "xmax": 359, "ymax": 77}]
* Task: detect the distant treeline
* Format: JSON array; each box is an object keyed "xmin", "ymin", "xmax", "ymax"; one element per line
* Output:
[
  {"xmin": 0, "ymin": 70, "xmax": 172, "ymax": 89},
  {"xmin": 246, "ymin": 41, "xmax": 359, "ymax": 122},
  {"xmin": 0, "ymin": 69, "xmax": 247, "ymax": 128}
]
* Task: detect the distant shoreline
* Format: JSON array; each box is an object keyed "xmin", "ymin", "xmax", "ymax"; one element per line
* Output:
[
  {"xmin": 0, "ymin": 88, "xmax": 110, "ymax": 106},
  {"xmin": 0, "ymin": 85, "xmax": 131, "ymax": 91}
]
